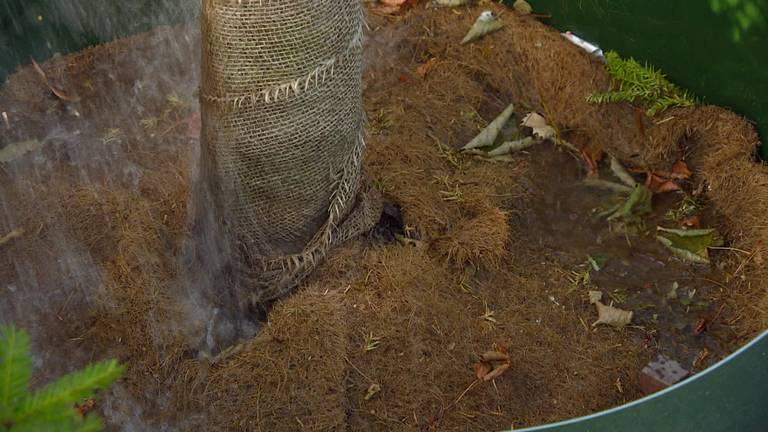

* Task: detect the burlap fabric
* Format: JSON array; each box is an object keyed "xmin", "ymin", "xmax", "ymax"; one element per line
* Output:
[{"xmin": 198, "ymin": 0, "xmax": 381, "ymax": 305}]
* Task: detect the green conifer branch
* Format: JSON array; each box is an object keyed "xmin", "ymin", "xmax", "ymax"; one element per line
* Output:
[
  {"xmin": 0, "ymin": 326, "xmax": 123, "ymax": 432},
  {"xmin": 14, "ymin": 360, "xmax": 124, "ymax": 421},
  {"xmin": 587, "ymin": 51, "xmax": 697, "ymax": 116},
  {"xmin": 0, "ymin": 326, "xmax": 31, "ymax": 421}
]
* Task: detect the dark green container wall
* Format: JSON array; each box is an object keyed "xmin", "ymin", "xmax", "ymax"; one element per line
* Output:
[
  {"xmin": 0, "ymin": 0, "xmax": 197, "ymax": 82},
  {"xmin": 515, "ymin": 331, "xmax": 768, "ymax": 432},
  {"xmin": 526, "ymin": 0, "xmax": 768, "ymax": 158}
]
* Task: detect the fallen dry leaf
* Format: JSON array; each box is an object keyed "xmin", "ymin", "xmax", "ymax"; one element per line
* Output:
[
  {"xmin": 647, "ymin": 173, "xmax": 681, "ymax": 193},
  {"xmin": 582, "ymin": 150, "xmax": 600, "ymax": 177},
  {"xmin": 682, "ymin": 214, "xmax": 701, "ymax": 229},
  {"xmin": 481, "ymin": 351, "xmax": 510, "ymax": 362},
  {"xmin": 482, "ymin": 363, "xmax": 511, "ymax": 381},
  {"xmin": 521, "ymin": 112, "xmax": 556, "ymax": 140},
  {"xmin": 592, "ymin": 301, "xmax": 633, "ymax": 328},
  {"xmin": 416, "ymin": 58, "xmax": 437, "ymax": 78},
  {"xmin": 372, "ymin": 0, "xmax": 417, "ymax": 15},
  {"xmin": 461, "ymin": 11, "xmax": 504, "ymax": 44},
  {"xmin": 30, "ymin": 58, "xmax": 79, "ymax": 102},
  {"xmin": 0, "ymin": 227, "xmax": 24, "ymax": 247},
  {"xmin": 693, "ymin": 318, "xmax": 708, "ymax": 335},
  {"xmin": 435, "ymin": 0, "xmax": 468, "ymax": 6},
  {"xmin": 588, "ymin": 290, "xmax": 603, "ymax": 305},
  {"xmin": 655, "ymin": 180, "xmax": 681, "ymax": 193},
  {"xmin": 461, "ymin": 102, "xmax": 516, "ymax": 150},
  {"xmin": 473, "ymin": 361, "xmax": 492, "ymax": 380},
  {"xmin": 671, "ymin": 160, "xmax": 693, "ymax": 179},
  {"xmin": 364, "ymin": 383, "xmax": 382, "ymax": 400}
]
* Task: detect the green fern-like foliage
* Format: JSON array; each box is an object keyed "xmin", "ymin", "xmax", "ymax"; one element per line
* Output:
[
  {"xmin": 0, "ymin": 326, "xmax": 124, "ymax": 432},
  {"xmin": 587, "ymin": 51, "xmax": 697, "ymax": 116}
]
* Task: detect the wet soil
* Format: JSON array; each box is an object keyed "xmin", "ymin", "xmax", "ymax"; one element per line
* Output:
[{"xmin": 515, "ymin": 144, "xmax": 725, "ymax": 366}]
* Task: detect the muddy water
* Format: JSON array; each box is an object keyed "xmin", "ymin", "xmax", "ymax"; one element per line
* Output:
[{"xmin": 516, "ymin": 144, "xmax": 724, "ymax": 368}]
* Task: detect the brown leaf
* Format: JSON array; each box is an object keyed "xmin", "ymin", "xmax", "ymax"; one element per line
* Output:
[
  {"xmin": 482, "ymin": 363, "xmax": 511, "ymax": 381},
  {"xmin": 581, "ymin": 149, "xmax": 601, "ymax": 178},
  {"xmin": 682, "ymin": 214, "xmax": 701, "ymax": 229},
  {"xmin": 30, "ymin": 58, "xmax": 80, "ymax": 102},
  {"xmin": 671, "ymin": 160, "xmax": 693, "ymax": 179},
  {"xmin": 372, "ymin": 0, "xmax": 417, "ymax": 15},
  {"xmin": 647, "ymin": 173, "xmax": 680, "ymax": 193},
  {"xmin": 364, "ymin": 383, "xmax": 382, "ymax": 401},
  {"xmin": 473, "ymin": 361, "xmax": 492, "ymax": 380},
  {"xmin": 655, "ymin": 180, "xmax": 681, "ymax": 193},
  {"xmin": 588, "ymin": 290, "xmax": 603, "ymax": 305},
  {"xmin": 416, "ymin": 58, "xmax": 437, "ymax": 78},
  {"xmin": 693, "ymin": 318, "xmax": 708, "ymax": 335},
  {"xmin": 480, "ymin": 350, "xmax": 509, "ymax": 362}
]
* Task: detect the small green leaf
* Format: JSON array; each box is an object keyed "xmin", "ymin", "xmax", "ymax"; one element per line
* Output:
[
  {"xmin": 587, "ymin": 254, "xmax": 609, "ymax": 272},
  {"xmin": 607, "ymin": 184, "xmax": 653, "ymax": 222}
]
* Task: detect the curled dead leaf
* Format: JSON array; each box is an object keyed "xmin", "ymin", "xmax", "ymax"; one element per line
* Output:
[
  {"xmin": 364, "ymin": 383, "xmax": 382, "ymax": 401},
  {"xmin": 30, "ymin": 58, "xmax": 80, "ymax": 102},
  {"xmin": 473, "ymin": 361, "xmax": 492, "ymax": 380},
  {"xmin": 521, "ymin": 112, "xmax": 556, "ymax": 140},
  {"xmin": 480, "ymin": 350, "xmax": 509, "ymax": 362},
  {"xmin": 592, "ymin": 301, "xmax": 633, "ymax": 328},
  {"xmin": 482, "ymin": 363, "xmax": 511, "ymax": 381},
  {"xmin": 693, "ymin": 318, "xmax": 708, "ymax": 335},
  {"xmin": 461, "ymin": 11, "xmax": 504, "ymax": 44},
  {"xmin": 588, "ymin": 290, "xmax": 603, "ymax": 305},
  {"xmin": 671, "ymin": 160, "xmax": 693, "ymax": 180},
  {"xmin": 416, "ymin": 58, "xmax": 437, "ymax": 78},
  {"xmin": 435, "ymin": 0, "xmax": 469, "ymax": 6},
  {"xmin": 371, "ymin": 0, "xmax": 415, "ymax": 15},
  {"xmin": 461, "ymin": 102, "xmax": 516, "ymax": 150},
  {"xmin": 682, "ymin": 214, "xmax": 701, "ymax": 229},
  {"xmin": 647, "ymin": 173, "xmax": 681, "ymax": 193},
  {"xmin": 0, "ymin": 228, "xmax": 25, "ymax": 247}
]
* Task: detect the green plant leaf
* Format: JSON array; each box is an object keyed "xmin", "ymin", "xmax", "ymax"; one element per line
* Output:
[
  {"xmin": 14, "ymin": 360, "xmax": 124, "ymax": 422},
  {"xmin": 656, "ymin": 227, "xmax": 724, "ymax": 263},
  {"xmin": 607, "ymin": 184, "xmax": 653, "ymax": 222},
  {"xmin": 0, "ymin": 326, "xmax": 32, "ymax": 421}
]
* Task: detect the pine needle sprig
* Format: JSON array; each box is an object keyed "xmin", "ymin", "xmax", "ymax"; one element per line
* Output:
[
  {"xmin": 0, "ymin": 326, "xmax": 124, "ymax": 432},
  {"xmin": 0, "ymin": 326, "xmax": 32, "ymax": 421},
  {"xmin": 587, "ymin": 51, "xmax": 697, "ymax": 116}
]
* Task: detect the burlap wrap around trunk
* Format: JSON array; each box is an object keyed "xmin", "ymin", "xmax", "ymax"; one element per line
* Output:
[{"xmin": 198, "ymin": 0, "xmax": 380, "ymax": 305}]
